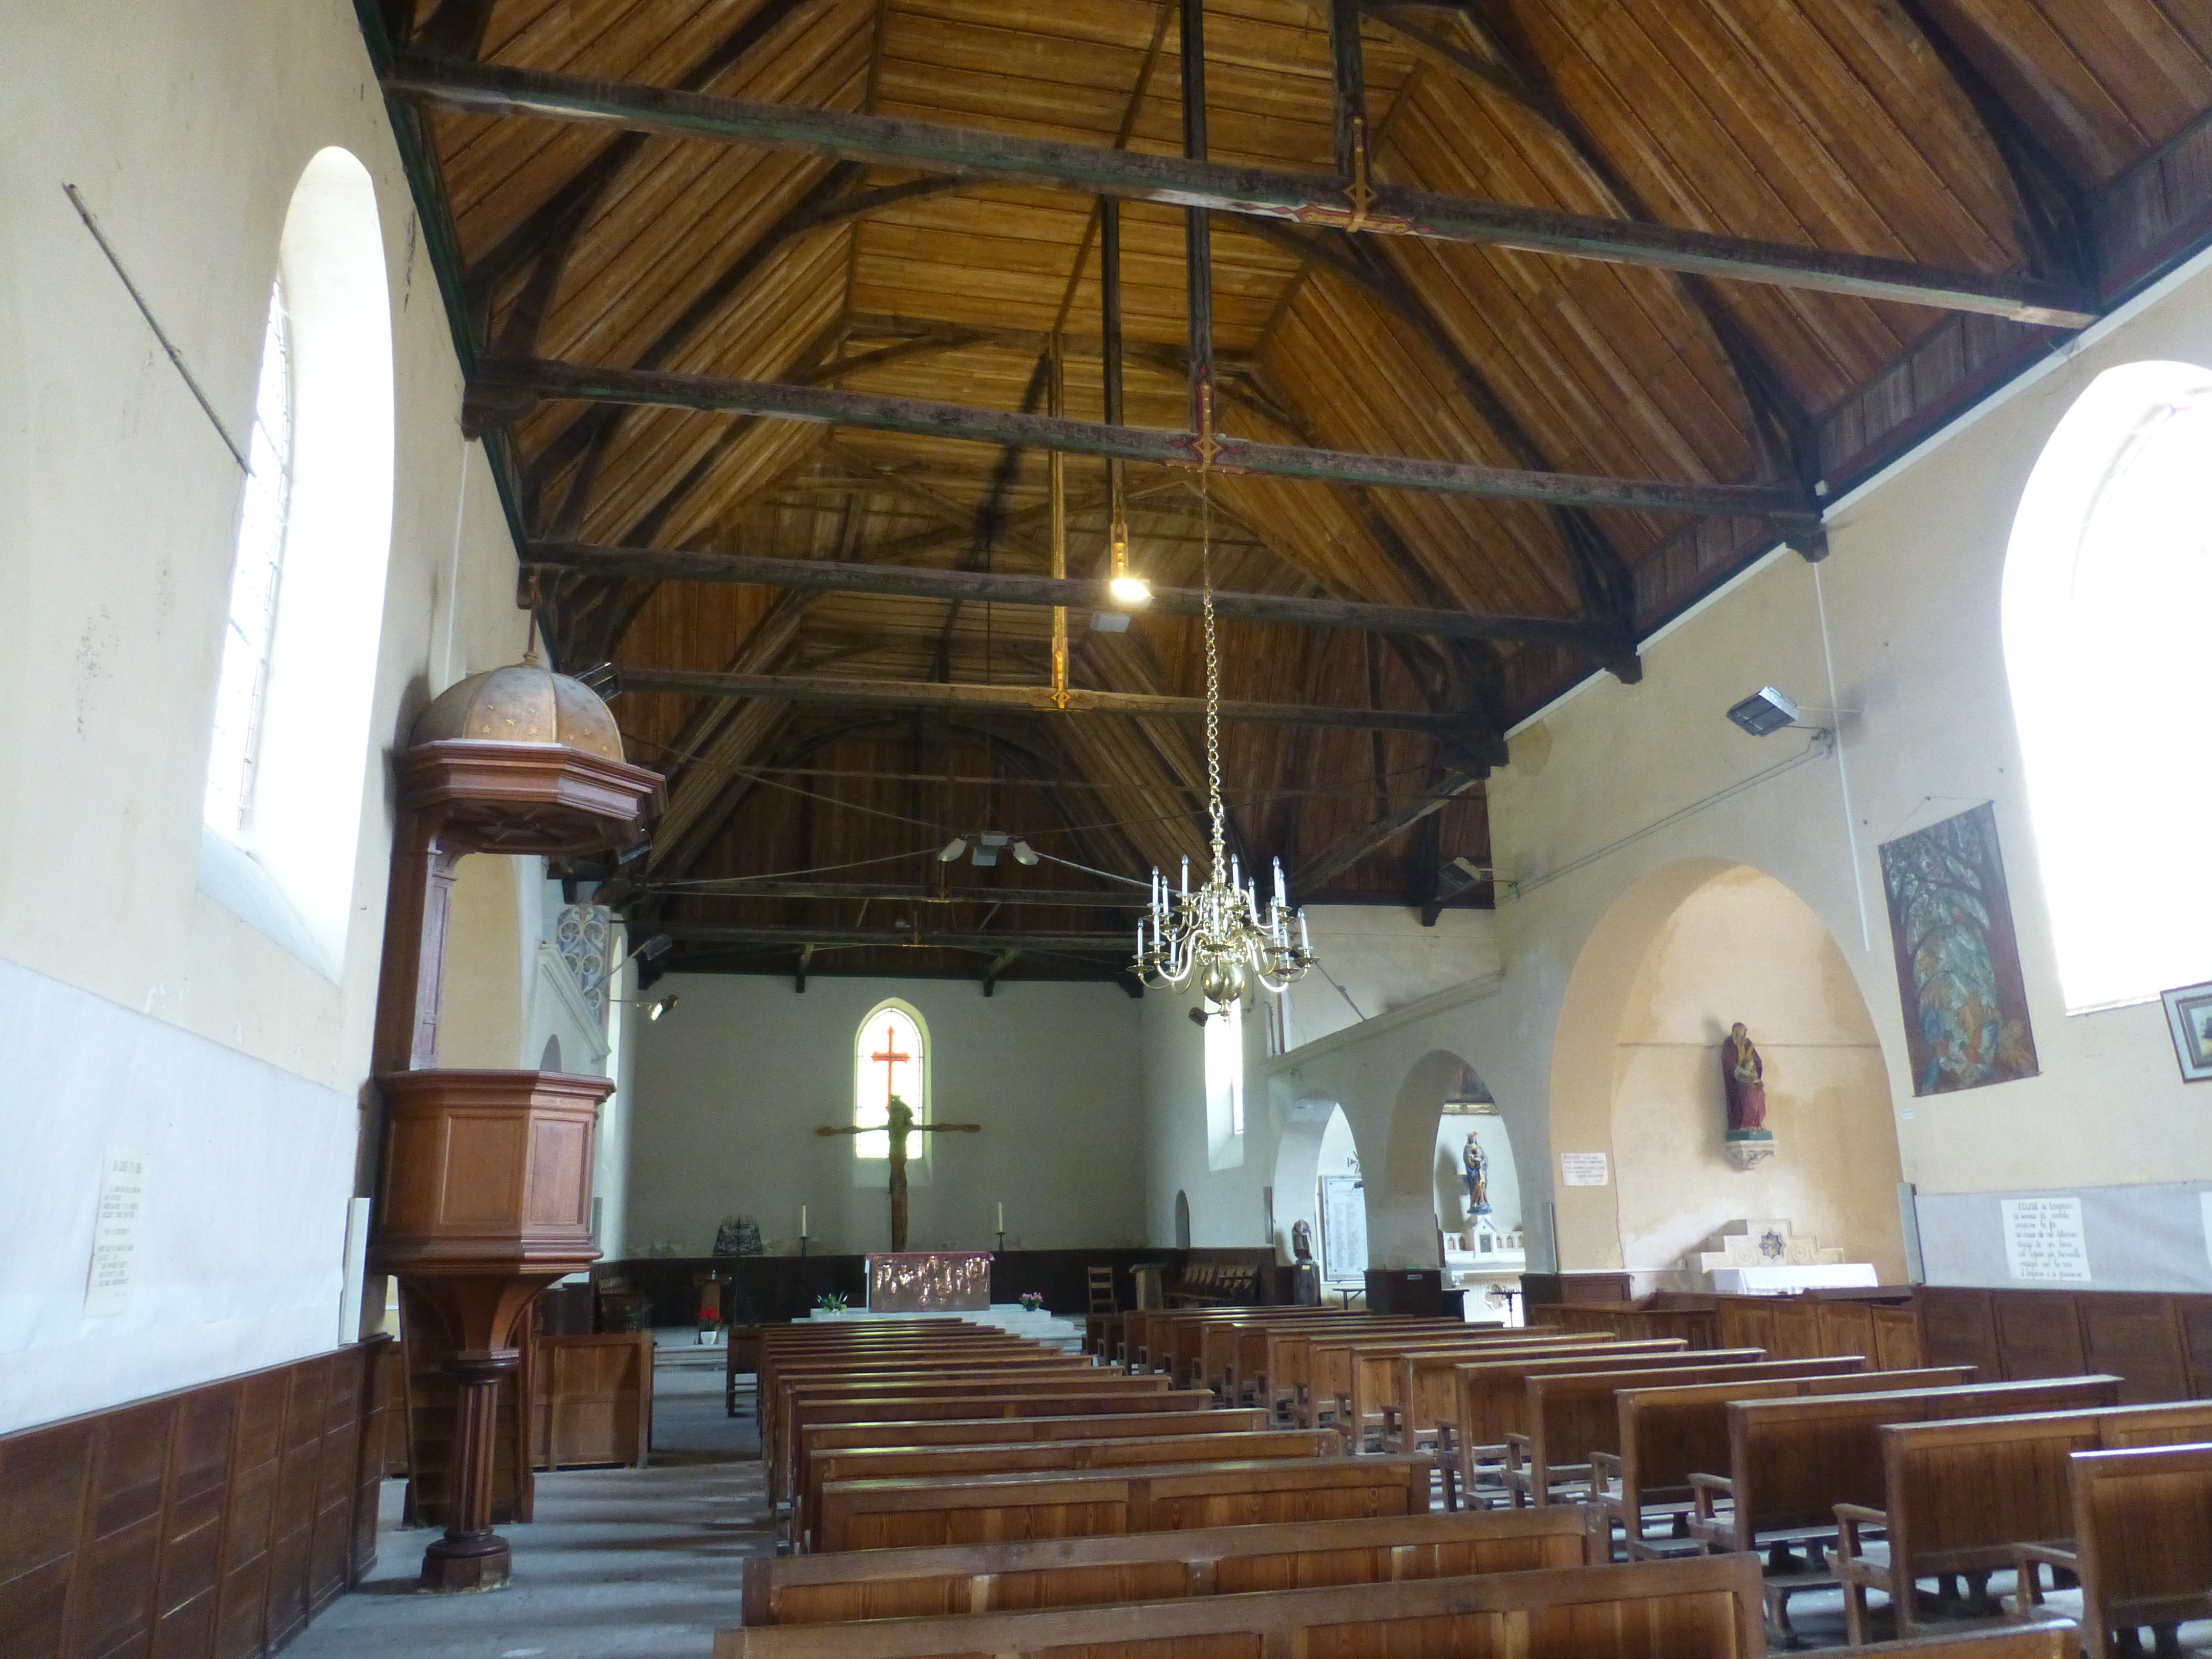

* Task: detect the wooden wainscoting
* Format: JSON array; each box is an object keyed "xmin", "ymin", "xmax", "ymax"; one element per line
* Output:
[
  {"xmin": 529, "ymin": 1333, "xmax": 653, "ymax": 1470},
  {"xmin": 0, "ymin": 1339, "xmax": 392, "ymax": 1659},
  {"xmin": 1917, "ymin": 1285, "xmax": 2212, "ymax": 1402}
]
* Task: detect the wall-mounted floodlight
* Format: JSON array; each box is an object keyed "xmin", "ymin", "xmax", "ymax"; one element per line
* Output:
[
  {"xmin": 644, "ymin": 995, "xmax": 678, "ymax": 1023},
  {"xmin": 1011, "ymin": 838, "xmax": 1039, "ymax": 866},
  {"xmin": 973, "ymin": 831, "xmax": 1009, "ymax": 867},
  {"xmin": 621, "ymin": 932, "xmax": 672, "ymax": 967},
  {"xmin": 938, "ymin": 836, "xmax": 969, "ymax": 862},
  {"xmin": 1726, "ymin": 686, "xmax": 1802, "ymax": 737}
]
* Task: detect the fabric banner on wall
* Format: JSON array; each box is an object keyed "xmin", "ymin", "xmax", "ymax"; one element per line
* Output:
[
  {"xmin": 1917, "ymin": 1181, "xmax": 2212, "ymax": 1293},
  {"xmin": 1877, "ymin": 802, "xmax": 2040, "ymax": 1096}
]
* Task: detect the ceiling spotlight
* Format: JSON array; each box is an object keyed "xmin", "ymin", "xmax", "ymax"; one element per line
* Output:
[
  {"xmin": 1011, "ymin": 838, "xmax": 1039, "ymax": 867},
  {"xmin": 645, "ymin": 995, "xmax": 678, "ymax": 1023},
  {"xmin": 973, "ymin": 831, "xmax": 1008, "ymax": 868},
  {"xmin": 1726, "ymin": 686, "xmax": 1801, "ymax": 737},
  {"xmin": 938, "ymin": 836, "xmax": 969, "ymax": 862},
  {"xmin": 1108, "ymin": 573, "xmax": 1153, "ymax": 607}
]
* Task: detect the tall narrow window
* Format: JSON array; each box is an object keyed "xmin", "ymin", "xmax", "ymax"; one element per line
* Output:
[
  {"xmin": 2005, "ymin": 361, "xmax": 2212, "ymax": 1012},
  {"xmin": 1205, "ymin": 996, "xmax": 1245, "ymax": 1172},
  {"xmin": 853, "ymin": 1003, "xmax": 929, "ymax": 1160},
  {"xmin": 204, "ymin": 283, "xmax": 292, "ymax": 836}
]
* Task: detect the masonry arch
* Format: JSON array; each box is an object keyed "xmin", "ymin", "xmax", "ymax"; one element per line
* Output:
[{"xmin": 1550, "ymin": 861, "xmax": 1905, "ymax": 1280}]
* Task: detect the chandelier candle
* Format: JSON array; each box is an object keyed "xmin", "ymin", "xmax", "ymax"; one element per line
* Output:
[{"xmin": 1135, "ymin": 476, "xmax": 1317, "ymax": 1010}]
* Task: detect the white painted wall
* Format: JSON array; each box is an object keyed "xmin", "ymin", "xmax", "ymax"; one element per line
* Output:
[
  {"xmin": 0, "ymin": 0, "xmax": 530, "ymax": 1430},
  {"xmin": 625, "ymin": 974, "xmax": 1149, "ymax": 1256},
  {"xmin": 1139, "ymin": 251, "xmax": 2212, "ymax": 1289}
]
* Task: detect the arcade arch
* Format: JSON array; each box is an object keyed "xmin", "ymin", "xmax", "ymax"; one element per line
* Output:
[{"xmin": 1550, "ymin": 861, "xmax": 1905, "ymax": 1279}]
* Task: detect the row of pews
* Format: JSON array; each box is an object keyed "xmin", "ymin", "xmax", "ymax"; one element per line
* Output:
[{"xmin": 715, "ymin": 1307, "xmax": 2200, "ymax": 1656}]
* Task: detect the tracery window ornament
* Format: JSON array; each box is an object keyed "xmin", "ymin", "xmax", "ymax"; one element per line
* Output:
[
  {"xmin": 853, "ymin": 1002, "xmax": 929, "ymax": 1161},
  {"xmin": 555, "ymin": 904, "xmax": 610, "ymax": 1022},
  {"xmin": 2004, "ymin": 360, "xmax": 2212, "ymax": 1012}
]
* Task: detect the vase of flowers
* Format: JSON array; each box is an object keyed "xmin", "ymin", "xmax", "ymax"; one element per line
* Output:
[
  {"xmin": 1018, "ymin": 1292, "xmax": 1046, "ymax": 1312},
  {"xmin": 814, "ymin": 1291, "xmax": 849, "ymax": 1314}
]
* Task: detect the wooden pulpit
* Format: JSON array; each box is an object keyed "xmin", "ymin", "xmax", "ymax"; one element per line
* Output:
[{"xmin": 368, "ymin": 661, "xmax": 660, "ymax": 1591}]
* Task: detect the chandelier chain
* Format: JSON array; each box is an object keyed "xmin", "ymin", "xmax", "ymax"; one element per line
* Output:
[{"xmin": 1200, "ymin": 473, "xmax": 1226, "ymax": 879}]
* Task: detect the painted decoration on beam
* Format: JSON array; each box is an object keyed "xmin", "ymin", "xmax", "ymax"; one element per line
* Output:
[{"xmin": 1878, "ymin": 803, "xmax": 2040, "ymax": 1096}]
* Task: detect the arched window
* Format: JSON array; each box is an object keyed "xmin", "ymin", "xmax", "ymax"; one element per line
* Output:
[
  {"xmin": 204, "ymin": 282, "xmax": 292, "ymax": 835},
  {"xmin": 853, "ymin": 1002, "xmax": 929, "ymax": 1161},
  {"xmin": 197, "ymin": 147, "xmax": 395, "ymax": 974},
  {"xmin": 1204, "ymin": 997, "xmax": 1244, "ymax": 1170},
  {"xmin": 2004, "ymin": 360, "xmax": 2212, "ymax": 1012}
]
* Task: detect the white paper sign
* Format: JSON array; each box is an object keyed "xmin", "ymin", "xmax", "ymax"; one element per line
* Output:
[
  {"xmin": 2002, "ymin": 1196, "xmax": 2091, "ymax": 1283},
  {"xmin": 1560, "ymin": 1153, "xmax": 1610, "ymax": 1188},
  {"xmin": 85, "ymin": 1147, "xmax": 150, "ymax": 1315}
]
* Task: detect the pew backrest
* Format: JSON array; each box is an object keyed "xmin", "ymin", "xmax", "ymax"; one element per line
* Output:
[
  {"xmin": 813, "ymin": 1453, "xmax": 1433, "ymax": 1551},
  {"xmin": 714, "ymin": 1554, "xmax": 1769, "ymax": 1658},
  {"xmin": 741, "ymin": 1507, "xmax": 1596, "ymax": 1625}
]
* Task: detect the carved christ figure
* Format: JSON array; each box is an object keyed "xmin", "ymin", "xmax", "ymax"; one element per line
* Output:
[
  {"xmin": 1724, "ymin": 1023, "xmax": 1768, "ymax": 1133},
  {"xmin": 818, "ymin": 1022, "xmax": 981, "ymax": 1250}
]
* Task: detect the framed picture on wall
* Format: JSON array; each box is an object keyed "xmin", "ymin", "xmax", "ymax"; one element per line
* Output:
[{"xmin": 2162, "ymin": 982, "xmax": 2212, "ymax": 1082}]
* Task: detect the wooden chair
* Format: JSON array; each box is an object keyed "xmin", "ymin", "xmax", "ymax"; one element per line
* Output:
[
  {"xmin": 714, "ymin": 1554, "xmax": 1769, "ymax": 1658},
  {"xmin": 813, "ymin": 1452, "xmax": 1433, "ymax": 1551},
  {"xmin": 1831, "ymin": 1401, "xmax": 2212, "ymax": 1644},
  {"xmin": 1087, "ymin": 1266, "xmax": 1117, "ymax": 1313},
  {"xmin": 2013, "ymin": 1441, "xmax": 2212, "ymax": 1659},
  {"xmin": 742, "ymin": 1507, "xmax": 1599, "ymax": 1624}
]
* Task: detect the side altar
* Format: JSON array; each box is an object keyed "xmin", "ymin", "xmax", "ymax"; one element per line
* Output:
[{"xmin": 866, "ymin": 1249, "xmax": 991, "ymax": 1312}]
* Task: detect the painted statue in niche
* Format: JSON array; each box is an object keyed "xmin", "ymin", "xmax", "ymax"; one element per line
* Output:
[
  {"xmin": 1461, "ymin": 1133, "xmax": 1491, "ymax": 1216},
  {"xmin": 1878, "ymin": 802, "xmax": 2040, "ymax": 1095},
  {"xmin": 1723, "ymin": 1024, "xmax": 1768, "ymax": 1131}
]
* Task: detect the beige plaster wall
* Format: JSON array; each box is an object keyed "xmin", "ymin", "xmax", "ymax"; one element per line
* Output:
[
  {"xmin": 1144, "ymin": 252, "xmax": 2212, "ymax": 1287},
  {"xmin": 0, "ymin": 0, "xmax": 534, "ymax": 1427},
  {"xmin": 1609, "ymin": 867, "xmax": 1903, "ymax": 1279}
]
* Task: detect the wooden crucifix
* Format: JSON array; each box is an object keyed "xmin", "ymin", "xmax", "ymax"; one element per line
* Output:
[{"xmin": 817, "ymin": 1024, "xmax": 980, "ymax": 1251}]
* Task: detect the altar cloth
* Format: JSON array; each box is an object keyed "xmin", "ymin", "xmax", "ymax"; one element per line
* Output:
[{"xmin": 866, "ymin": 1249, "xmax": 991, "ymax": 1311}]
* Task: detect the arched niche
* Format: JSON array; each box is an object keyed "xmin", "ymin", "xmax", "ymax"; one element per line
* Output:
[
  {"xmin": 1173, "ymin": 1189, "xmax": 1192, "ymax": 1249},
  {"xmin": 1369, "ymin": 1050, "xmax": 1471, "ymax": 1267},
  {"xmin": 1551, "ymin": 861, "xmax": 1905, "ymax": 1279},
  {"xmin": 1269, "ymin": 1096, "xmax": 1341, "ymax": 1262}
]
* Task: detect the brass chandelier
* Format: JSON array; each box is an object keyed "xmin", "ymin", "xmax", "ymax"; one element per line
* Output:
[{"xmin": 1135, "ymin": 480, "xmax": 1316, "ymax": 1010}]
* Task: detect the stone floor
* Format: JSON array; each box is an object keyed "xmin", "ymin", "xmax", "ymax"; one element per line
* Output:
[
  {"xmin": 286, "ymin": 1345, "xmax": 2133, "ymax": 1656},
  {"xmin": 285, "ymin": 1347, "xmax": 774, "ymax": 1659}
]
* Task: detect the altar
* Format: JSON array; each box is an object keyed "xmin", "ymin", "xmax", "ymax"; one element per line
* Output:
[{"xmin": 865, "ymin": 1250, "xmax": 992, "ymax": 1312}]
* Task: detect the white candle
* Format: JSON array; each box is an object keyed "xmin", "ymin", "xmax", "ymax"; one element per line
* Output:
[
  {"xmin": 800, "ymin": 1204, "xmax": 807, "ymax": 1235},
  {"xmin": 1274, "ymin": 858, "xmax": 1286, "ymax": 905},
  {"xmin": 1181, "ymin": 856, "xmax": 1189, "ymax": 895},
  {"xmin": 1299, "ymin": 909, "xmax": 1310, "ymax": 951},
  {"xmin": 997, "ymin": 1201, "xmax": 1005, "ymax": 1232}
]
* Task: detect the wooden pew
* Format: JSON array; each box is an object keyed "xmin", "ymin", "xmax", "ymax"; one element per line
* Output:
[
  {"xmin": 813, "ymin": 1452, "xmax": 1433, "ymax": 1551},
  {"xmin": 1396, "ymin": 1338, "xmax": 1687, "ymax": 1458},
  {"xmin": 1846, "ymin": 1634, "xmax": 2072, "ymax": 1659},
  {"xmin": 798, "ymin": 1429, "xmax": 1341, "ymax": 1551},
  {"xmin": 743, "ymin": 1507, "xmax": 1599, "ymax": 1624},
  {"xmin": 1832, "ymin": 1400, "xmax": 2212, "ymax": 1643},
  {"xmin": 1503, "ymin": 1357, "xmax": 1870, "ymax": 1507},
  {"xmin": 763, "ymin": 1350, "xmax": 1084, "ymax": 1460},
  {"xmin": 2014, "ymin": 1441, "xmax": 2212, "ymax": 1659},
  {"xmin": 1206, "ymin": 1315, "xmax": 1566, "ymax": 1410},
  {"xmin": 796, "ymin": 1407, "xmax": 1272, "ymax": 1534},
  {"xmin": 777, "ymin": 1382, "xmax": 1199, "ymax": 1507},
  {"xmin": 1687, "ymin": 1376, "xmax": 2121, "ymax": 1640},
  {"xmin": 1596, "ymin": 1367, "xmax": 1974, "ymax": 1559},
  {"xmin": 1451, "ymin": 1347, "xmax": 1778, "ymax": 1504},
  {"xmin": 1338, "ymin": 1333, "xmax": 1629, "ymax": 1447},
  {"xmin": 715, "ymin": 1554, "xmax": 1769, "ymax": 1658},
  {"xmin": 1298, "ymin": 1323, "xmax": 1536, "ymax": 1428}
]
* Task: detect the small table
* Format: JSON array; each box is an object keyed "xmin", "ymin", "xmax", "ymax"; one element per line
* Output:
[{"xmin": 1332, "ymin": 1287, "xmax": 1365, "ymax": 1311}]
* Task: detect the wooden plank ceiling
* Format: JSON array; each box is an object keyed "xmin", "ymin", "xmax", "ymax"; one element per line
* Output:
[{"xmin": 375, "ymin": 0, "xmax": 2212, "ymax": 986}]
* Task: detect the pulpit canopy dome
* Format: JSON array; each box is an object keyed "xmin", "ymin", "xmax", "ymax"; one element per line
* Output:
[{"xmin": 409, "ymin": 658, "xmax": 625, "ymax": 762}]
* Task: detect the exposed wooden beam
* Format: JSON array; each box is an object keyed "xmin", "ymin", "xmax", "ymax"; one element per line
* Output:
[
  {"xmin": 668, "ymin": 925, "xmax": 1134, "ymax": 954},
  {"xmin": 1292, "ymin": 771, "xmax": 1483, "ymax": 891},
  {"xmin": 475, "ymin": 358, "xmax": 1816, "ymax": 526},
  {"xmin": 981, "ymin": 947, "xmax": 1023, "ymax": 995},
  {"xmin": 795, "ymin": 940, "xmax": 814, "ymax": 991},
  {"xmin": 386, "ymin": 54, "xmax": 2100, "ymax": 327},
  {"xmin": 622, "ymin": 666, "xmax": 1504, "ymax": 752},
  {"xmin": 526, "ymin": 540, "xmax": 1617, "ymax": 649},
  {"xmin": 655, "ymin": 879, "xmax": 1143, "ymax": 907}
]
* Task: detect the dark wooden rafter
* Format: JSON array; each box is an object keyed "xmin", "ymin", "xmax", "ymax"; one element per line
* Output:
[
  {"xmin": 473, "ymin": 357, "xmax": 1819, "ymax": 525},
  {"xmin": 1238, "ymin": 217, "xmax": 1642, "ymax": 671},
  {"xmin": 621, "ymin": 665, "xmax": 1505, "ymax": 753},
  {"xmin": 651, "ymin": 879, "xmax": 1142, "ymax": 907},
  {"xmin": 524, "ymin": 541, "xmax": 1620, "ymax": 648},
  {"xmin": 1886, "ymin": 0, "xmax": 2090, "ymax": 282},
  {"xmin": 1182, "ymin": 0, "xmax": 1216, "ymax": 442},
  {"xmin": 667, "ymin": 924, "xmax": 1132, "ymax": 954},
  {"xmin": 1368, "ymin": 2, "xmax": 1833, "ymax": 527},
  {"xmin": 931, "ymin": 353, "xmax": 1052, "ymax": 682},
  {"xmin": 1292, "ymin": 770, "xmax": 1484, "ymax": 892},
  {"xmin": 384, "ymin": 54, "xmax": 2101, "ymax": 327},
  {"xmin": 459, "ymin": 0, "xmax": 827, "ymax": 348},
  {"xmin": 980, "ymin": 947, "xmax": 1023, "ymax": 995}
]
